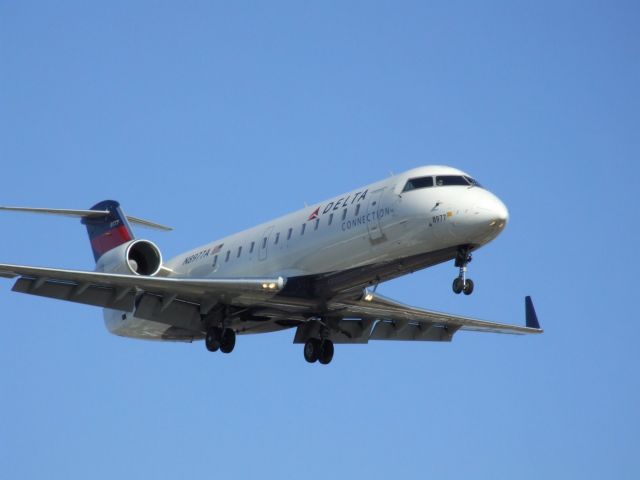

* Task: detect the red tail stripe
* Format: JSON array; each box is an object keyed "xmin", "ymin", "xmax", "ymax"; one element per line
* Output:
[{"xmin": 91, "ymin": 225, "xmax": 132, "ymax": 257}]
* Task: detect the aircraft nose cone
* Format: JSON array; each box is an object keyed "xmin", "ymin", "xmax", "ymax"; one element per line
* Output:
[
  {"xmin": 430, "ymin": 189, "xmax": 509, "ymax": 246},
  {"xmin": 470, "ymin": 193, "xmax": 509, "ymax": 237},
  {"xmin": 492, "ymin": 198, "xmax": 509, "ymax": 227}
]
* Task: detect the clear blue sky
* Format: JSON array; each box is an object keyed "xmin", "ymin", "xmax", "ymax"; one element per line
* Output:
[{"xmin": 1, "ymin": 1, "xmax": 638, "ymax": 478}]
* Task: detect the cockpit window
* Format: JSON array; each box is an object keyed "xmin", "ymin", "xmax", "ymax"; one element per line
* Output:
[
  {"xmin": 404, "ymin": 174, "xmax": 483, "ymax": 191},
  {"xmin": 435, "ymin": 175, "xmax": 473, "ymax": 187},
  {"xmin": 464, "ymin": 176, "xmax": 483, "ymax": 188},
  {"xmin": 403, "ymin": 176, "xmax": 434, "ymax": 192}
]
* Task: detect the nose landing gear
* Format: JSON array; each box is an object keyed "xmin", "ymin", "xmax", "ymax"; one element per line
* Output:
[
  {"xmin": 452, "ymin": 277, "xmax": 474, "ymax": 295},
  {"xmin": 452, "ymin": 247, "xmax": 474, "ymax": 295}
]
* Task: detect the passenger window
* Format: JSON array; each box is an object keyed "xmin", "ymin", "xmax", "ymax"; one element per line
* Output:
[
  {"xmin": 328, "ymin": 213, "xmax": 333, "ymax": 226},
  {"xmin": 225, "ymin": 251, "xmax": 230, "ymax": 262},
  {"xmin": 342, "ymin": 209, "xmax": 347, "ymax": 221},
  {"xmin": 314, "ymin": 218, "xmax": 319, "ymax": 231},
  {"xmin": 301, "ymin": 223, "xmax": 306, "ymax": 236},
  {"xmin": 355, "ymin": 204, "xmax": 360, "ymax": 216},
  {"xmin": 274, "ymin": 232, "xmax": 280, "ymax": 245},
  {"xmin": 237, "ymin": 246, "xmax": 242, "ymax": 258},
  {"xmin": 403, "ymin": 176, "xmax": 434, "ymax": 192},
  {"xmin": 435, "ymin": 175, "xmax": 470, "ymax": 186},
  {"xmin": 287, "ymin": 228, "xmax": 292, "ymax": 240},
  {"xmin": 250, "ymin": 241, "xmax": 255, "ymax": 253}
]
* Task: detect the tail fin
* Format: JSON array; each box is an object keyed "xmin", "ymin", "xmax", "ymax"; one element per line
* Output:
[{"xmin": 82, "ymin": 200, "xmax": 135, "ymax": 261}]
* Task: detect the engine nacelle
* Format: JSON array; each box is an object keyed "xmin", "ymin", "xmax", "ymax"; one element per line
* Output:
[{"xmin": 95, "ymin": 239, "xmax": 163, "ymax": 276}]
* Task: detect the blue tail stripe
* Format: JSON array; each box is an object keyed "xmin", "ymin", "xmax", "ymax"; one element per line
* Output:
[{"xmin": 525, "ymin": 296, "xmax": 540, "ymax": 329}]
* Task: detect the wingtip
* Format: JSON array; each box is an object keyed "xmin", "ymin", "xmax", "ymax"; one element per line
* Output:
[{"xmin": 525, "ymin": 296, "xmax": 541, "ymax": 330}]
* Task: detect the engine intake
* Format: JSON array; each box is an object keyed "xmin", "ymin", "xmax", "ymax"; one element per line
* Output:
[
  {"xmin": 126, "ymin": 240, "xmax": 162, "ymax": 276},
  {"xmin": 94, "ymin": 239, "xmax": 164, "ymax": 276}
]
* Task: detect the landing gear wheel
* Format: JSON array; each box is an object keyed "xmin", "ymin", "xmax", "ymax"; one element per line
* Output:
[
  {"xmin": 205, "ymin": 327, "xmax": 221, "ymax": 352},
  {"xmin": 453, "ymin": 247, "xmax": 474, "ymax": 295},
  {"xmin": 463, "ymin": 279, "xmax": 474, "ymax": 295},
  {"xmin": 220, "ymin": 328, "xmax": 236, "ymax": 354},
  {"xmin": 318, "ymin": 340, "xmax": 334, "ymax": 365},
  {"xmin": 304, "ymin": 338, "xmax": 321, "ymax": 363}
]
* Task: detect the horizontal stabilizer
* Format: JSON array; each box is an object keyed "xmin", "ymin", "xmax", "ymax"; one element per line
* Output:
[
  {"xmin": 0, "ymin": 206, "xmax": 109, "ymax": 217},
  {"xmin": 0, "ymin": 205, "xmax": 172, "ymax": 231},
  {"xmin": 125, "ymin": 215, "xmax": 172, "ymax": 231}
]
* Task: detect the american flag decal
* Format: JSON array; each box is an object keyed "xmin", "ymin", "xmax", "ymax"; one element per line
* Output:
[{"xmin": 211, "ymin": 243, "xmax": 224, "ymax": 254}]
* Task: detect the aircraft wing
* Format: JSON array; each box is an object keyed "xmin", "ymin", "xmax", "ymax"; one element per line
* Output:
[
  {"xmin": 0, "ymin": 263, "xmax": 542, "ymax": 343},
  {"xmin": 293, "ymin": 291, "xmax": 542, "ymax": 344},
  {"xmin": 0, "ymin": 263, "xmax": 285, "ymax": 332}
]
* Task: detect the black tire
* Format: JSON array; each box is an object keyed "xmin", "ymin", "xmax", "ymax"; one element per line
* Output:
[
  {"xmin": 452, "ymin": 277, "xmax": 464, "ymax": 294},
  {"xmin": 318, "ymin": 340, "xmax": 334, "ymax": 365},
  {"xmin": 304, "ymin": 338, "xmax": 320, "ymax": 363},
  {"xmin": 220, "ymin": 328, "xmax": 236, "ymax": 354},
  {"xmin": 205, "ymin": 327, "xmax": 221, "ymax": 352},
  {"xmin": 463, "ymin": 279, "xmax": 474, "ymax": 295}
]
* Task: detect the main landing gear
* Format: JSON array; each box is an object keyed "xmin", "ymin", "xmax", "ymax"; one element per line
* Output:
[
  {"xmin": 205, "ymin": 327, "xmax": 236, "ymax": 354},
  {"xmin": 452, "ymin": 247, "xmax": 474, "ymax": 295},
  {"xmin": 303, "ymin": 338, "xmax": 334, "ymax": 365}
]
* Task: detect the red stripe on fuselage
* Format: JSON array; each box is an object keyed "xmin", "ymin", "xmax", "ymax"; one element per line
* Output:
[{"xmin": 91, "ymin": 225, "xmax": 132, "ymax": 257}]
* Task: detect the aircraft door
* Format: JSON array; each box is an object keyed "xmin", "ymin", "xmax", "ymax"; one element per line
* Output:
[
  {"xmin": 259, "ymin": 226, "xmax": 274, "ymax": 261},
  {"xmin": 366, "ymin": 188, "xmax": 386, "ymax": 241}
]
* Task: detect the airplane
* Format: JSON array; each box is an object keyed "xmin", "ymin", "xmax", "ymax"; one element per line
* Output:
[{"xmin": 0, "ymin": 165, "xmax": 542, "ymax": 365}]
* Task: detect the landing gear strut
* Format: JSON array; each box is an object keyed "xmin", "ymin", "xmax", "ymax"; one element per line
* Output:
[
  {"xmin": 205, "ymin": 327, "xmax": 236, "ymax": 354},
  {"xmin": 453, "ymin": 247, "xmax": 474, "ymax": 295},
  {"xmin": 304, "ymin": 338, "xmax": 334, "ymax": 365}
]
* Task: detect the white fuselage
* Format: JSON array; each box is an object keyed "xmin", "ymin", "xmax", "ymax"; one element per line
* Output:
[{"xmin": 105, "ymin": 165, "xmax": 509, "ymax": 339}]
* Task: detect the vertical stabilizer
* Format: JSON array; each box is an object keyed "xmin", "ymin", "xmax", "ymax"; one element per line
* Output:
[{"xmin": 82, "ymin": 200, "xmax": 135, "ymax": 261}]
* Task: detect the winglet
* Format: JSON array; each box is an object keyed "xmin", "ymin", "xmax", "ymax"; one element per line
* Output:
[{"xmin": 525, "ymin": 296, "xmax": 541, "ymax": 330}]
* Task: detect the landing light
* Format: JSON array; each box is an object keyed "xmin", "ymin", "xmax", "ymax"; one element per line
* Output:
[
  {"xmin": 268, "ymin": 282, "xmax": 277, "ymax": 290},
  {"xmin": 364, "ymin": 292, "xmax": 374, "ymax": 302}
]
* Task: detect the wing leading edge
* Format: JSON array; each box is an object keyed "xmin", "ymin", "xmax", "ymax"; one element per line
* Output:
[
  {"xmin": 337, "ymin": 290, "xmax": 542, "ymax": 334},
  {"xmin": 0, "ymin": 263, "xmax": 291, "ymax": 335},
  {"xmin": 0, "ymin": 263, "xmax": 284, "ymax": 294}
]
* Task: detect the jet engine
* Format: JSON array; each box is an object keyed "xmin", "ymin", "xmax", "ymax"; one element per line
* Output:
[{"xmin": 96, "ymin": 239, "xmax": 163, "ymax": 276}]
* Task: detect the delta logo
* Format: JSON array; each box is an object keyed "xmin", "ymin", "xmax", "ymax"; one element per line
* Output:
[
  {"xmin": 307, "ymin": 207, "xmax": 320, "ymax": 221},
  {"xmin": 306, "ymin": 189, "xmax": 368, "ymax": 221}
]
